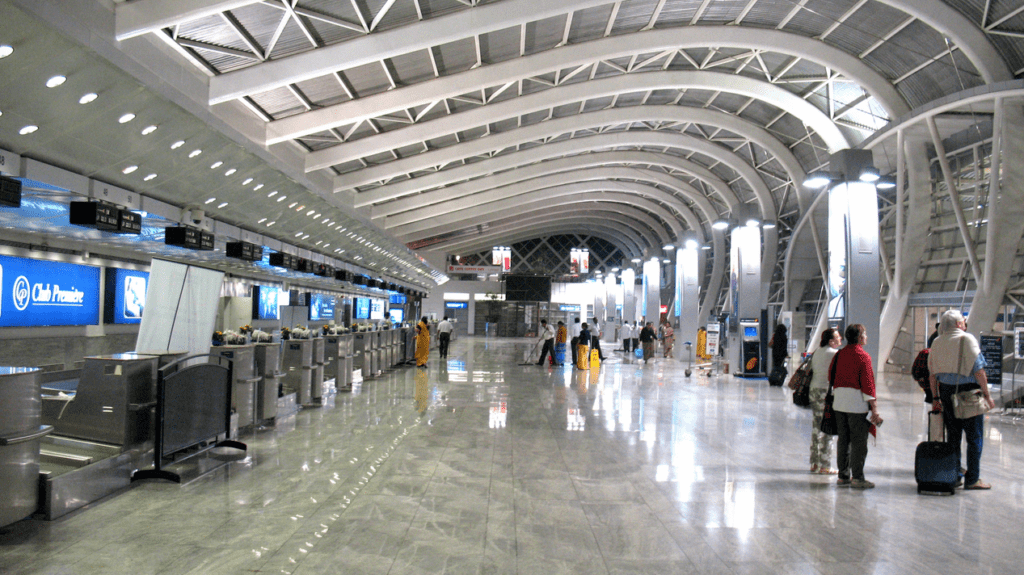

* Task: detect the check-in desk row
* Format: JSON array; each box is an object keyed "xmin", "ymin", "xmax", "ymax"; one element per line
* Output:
[{"xmin": 352, "ymin": 329, "xmax": 406, "ymax": 377}]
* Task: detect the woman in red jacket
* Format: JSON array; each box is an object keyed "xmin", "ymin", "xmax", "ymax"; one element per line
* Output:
[{"xmin": 828, "ymin": 324, "xmax": 884, "ymax": 489}]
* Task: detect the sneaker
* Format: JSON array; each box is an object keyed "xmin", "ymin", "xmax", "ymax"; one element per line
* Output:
[
  {"xmin": 836, "ymin": 477, "xmax": 851, "ymax": 487},
  {"xmin": 965, "ymin": 480, "xmax": 991, "ymax": 490},
  {"xmin": 850, "ymin": 479, "xmax": 875, "ymax": 489}
]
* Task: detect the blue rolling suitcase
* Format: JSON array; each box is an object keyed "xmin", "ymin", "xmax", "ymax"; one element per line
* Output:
[{"xmin": 915, "ymin": 410, "xmax": 958, "ymax": 495}]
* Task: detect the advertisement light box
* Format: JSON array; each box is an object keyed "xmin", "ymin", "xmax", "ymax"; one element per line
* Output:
[
  {"xmin": 104, "ymin": 268, "xmax": 149, "ymax": 324},
  {"xmin": 252, "ymin": 285, "xmax": 281, "ymax": 321},
  {"xmin": 0, "ymin": 255, "xmax": 100, "ymax": 327},
  {"xmin": 370, "ymin": 299, "xmax": 385, "ymax": 320},
  {"xmin": 354, "ymin": 297, "xmax": 370, "ymax": 320},
  {"xmin": 309, "ymin": 293, "xmax": 335, "ymax": 322}
]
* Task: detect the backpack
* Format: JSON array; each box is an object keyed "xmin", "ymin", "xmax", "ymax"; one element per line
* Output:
[{"xmin": 911, "ymin": 348, "xmax": 930, "ymax": 391}]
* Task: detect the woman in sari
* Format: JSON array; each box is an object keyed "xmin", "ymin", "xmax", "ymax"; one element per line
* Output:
[{"xmin": 415, "ymin": 316, "xmax": 430, "ymax": 368}]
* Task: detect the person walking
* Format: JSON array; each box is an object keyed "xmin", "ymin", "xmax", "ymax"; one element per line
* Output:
[
  {"xmin": 570, "ymin": 317, "xmax": 582, "ymax": 367},
  {"xmin": 809, "ymin": 328, "xmax": 840, "ymax": 474},
  {"xmin": 590, "ymin": 317, "xmax": 606, "ymax": 360},
  {"xmin": 662, "ymin": 321, "xmax": 675, "ymax": 358},
  {"xmin": 639, "ymin": 322, "xmax": 656, "ymax": 363},
  {"xmin": 414, "ymin": 316, "xmax": 431, "ymax": 368},
  {"xmin": 928, "ymin": 310, "xmax": 996, "ymax": 490},
  {"xmin": 829, "ymin": 323, "xmax": 883, "ymax": 489},
  {"xmin": 536, "ymin": 319, "xmax": 556, "ymax": 366},
  {"xmin": 436, "ymin": 316, "xmax": 454, "ymax": 359},
  {"xmin": 631, "ymin": 321, "xmax": 640, "ymax": 354},
  {"xmin": 620, "ymin": 321, "xmax": 633, "ymax": 353}
]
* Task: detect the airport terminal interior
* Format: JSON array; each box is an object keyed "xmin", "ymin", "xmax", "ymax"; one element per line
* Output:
[{"xmin": 3, "ymin": 0, "xmax": 1024, "ymax": 573}]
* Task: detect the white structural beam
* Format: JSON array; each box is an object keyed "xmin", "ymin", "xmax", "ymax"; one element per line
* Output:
[
  {"xmin": 409, "ymin": 205, "xmax": 672, "ymax": 255},
  {"xmin": 306, "ymin": 70, "xmax": 849, "ymax": 171},
  {"xmin": 335, "ymin": 110, "xmax": 779, "ymax": 219},
  {"xmin": 115, "ymin": 0, "xmax": 263, "ymax": 41},
  {"xmin": 437, "ymin": 210, "xmax": 665, "ymax": 255},
  {"xmin": 354, "ymin": 105, "xmax": 803, "ymax": 210},
  {"xmin": 438, "ymin": 223, "xmax": 646, "ymax": 260},
  {"xmin": 379, "ymin": 166, "xmax": 719, "ymax": 238},
  {"xmin": 267, "ymin": 27, "xmax": 907, "ymax": 144},
  {"xmin": 395, "ymin": 185, "xmax": 695, "ymax": 241},
  {"xmin": 208, "ymin": 0, "xmax": 610, "ymax": 104},
  {"xmin": 368, "ymin": 151, "xmax": 735, "ymax": 221}
]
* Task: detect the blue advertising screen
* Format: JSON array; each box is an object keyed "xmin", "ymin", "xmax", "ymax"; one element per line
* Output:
[
  {"xmin": 252, "ymin": 285, "xmax": 281, "ymax": 320},
  {"xmin": 0, "ymin": 255, "xmax": 100, "ymax": 327},
  {"xmin": 445, "ymin": 301, "xmax": 468, "ymax": 309},
  {"xmin": 388, "ymin": 308, "xmax": 404, "ymax": 323},
  {"xmin": 390, "ymin": 294, "xmax": 407, "ymax": 304},
  {"xmin": 354, "ymin": 297, "xmax": 370, "ymax": 319},
  {"xmin": 744, "ymin": 326, "xmax": 758, "ymax": 338},
  {"xmin": 309, "ymin": 293, "xmax": 335, "ymax": 321},
  {"xmin": 105, "ymin": 268, "xmax": 149, "ymax": 324}
]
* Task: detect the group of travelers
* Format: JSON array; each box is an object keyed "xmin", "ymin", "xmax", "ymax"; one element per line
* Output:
[
  {"xmin": 619, "ymin": 319, "xmax": 675, "ymax": 362},
  {"xmin": 802, "ymin": 309, "xmax": 994, "ymax": 491}
]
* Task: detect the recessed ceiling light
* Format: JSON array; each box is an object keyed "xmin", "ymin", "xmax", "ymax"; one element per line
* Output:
[
  {"xmin": 189, "ymin": 149, "xmax": 202, "ymax": 158},
  {"xmin": 242, "ymin": 178, "xmax": 253, "ymax": 185},
  {"xmin": 118, "ymin": 113, "xmax": 136, "ymax": 124},
  {"xmin": 144, "ymin": 173, "xmax": 157, "ymax": 181},
  {"xmin": 224, "ymin": 168, "xmax": 236, "ymax": 176},
  {"xmin": 295, "ymin": 232, "xmax": 303, "ymax": 237},
  {"xmin": 267, "ymin": 221, "xmax": 275, "ymax": 227},
  {"xmin": 0, "ymin": 45, "xmax": 13, "ymax": 59},
  {"xmin": 288, "ymin": 202, "xmax": 297, "ymax": 208},
  {"xmin": 306, "ymin": 209, "xmax": 315, "ymax": 216},
  {"xmin": 267, "ymin": 191, "xmax": 277, "ymax": 197},
  {"xmin": 217, "ymin": 202, "xmax": 228, "ymax": 208},
  {"xmin": 210, "ymin": 161, "xmax": 223, "ymax": 169},
  {"xmin": 171, "ymin": 140, "xmax": 184, "ymax": 149},
  {"xmin": 141, "ymin": 125, "xmax": 158, "ymax": 135},
  {"xmin": 296, "ymin": 205, "xmax": 305, "ymax": 211},
  {"xmin": 204, "ymin": 197, "xmax": 216, "ymax": 204},
  {"xmin": 253, "ymin": 184, "xmax": 263, "ymax": 191},
  {"xmin": 122, "ymin": 165, "xmax": 138, "ymax": 174},
  {"xmin": 45, "ymin": 75, "xmax": 66, "ymax": 88},
  {"xmin": 314, "ymin": 213, "xmax": 321, "ymax": 218},
  {"xmin": 324, "ymin": 244, "xmax": 329, "ymax": 248},
  {"xmin": 277, "ymin": 196, "xmax": 286, "ymax": 202},
  {"xmin": 258, "ymin": 218, "xmax": 267, "ymax": 224},
  {"xmin": 19, "ymin": 125, "xmax": 38, "ymax": 135},
  {"xmin": 79, "ymin": 92, "xmax": 97, "ymax": 104},
  {"xmin": 302, "ymin": 234, "xmax": 309, "ymax": 240}
]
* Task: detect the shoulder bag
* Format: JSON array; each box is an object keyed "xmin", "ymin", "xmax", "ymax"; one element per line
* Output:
[
  {"xmin": 789, "ymin": 355, "xmax": 813, "ymax": 407},
  {"xmin": 819, "ymin": 353, "xmax": 838, "ymax": 435},
  {"xmin": 951, "ymin": 338, "xmax": 992, "ymax": 419}
]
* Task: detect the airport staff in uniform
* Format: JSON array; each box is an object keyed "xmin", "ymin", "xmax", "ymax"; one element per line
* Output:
[
  {"xmin": 436, "ymin": 316, "xmax": 454, "ymax": 359},
  {"xmin": 621, "ymin": 321, "xmax": 633, "ymax": 352},
  {"xmin": 536, "ymin": 319, "xmax": 556, "ymax": 366},
  {"xmin": 415, "ymin": 316, "xmax": 430, "ymax": 368}
]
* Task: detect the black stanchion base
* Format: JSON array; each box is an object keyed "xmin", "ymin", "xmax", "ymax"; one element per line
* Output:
[{"xmin": 131, "ymin": 469, "xmax": 182, "ymax": 484}]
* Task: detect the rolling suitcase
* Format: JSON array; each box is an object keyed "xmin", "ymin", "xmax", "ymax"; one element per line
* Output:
[
  {"xmin": 915, "ymin": 410, "xmax": 958, "ymax": 495},
  {"xmin": 554, "ymin": 343, "xmax": 566, "ymax": 365}
]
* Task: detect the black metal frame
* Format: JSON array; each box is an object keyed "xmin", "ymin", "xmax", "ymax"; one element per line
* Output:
[{"xmin": 131, "ymin": 354, "xmax": 245, "ymax": 483}]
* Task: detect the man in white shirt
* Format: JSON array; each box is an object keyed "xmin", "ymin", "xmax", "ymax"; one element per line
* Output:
[
  {"xmin": 619, "ymin": 321, "xmax": 632, "ymax": 352},
  {"xmin": 536, "ymin": 319, "xmax": 556, "ymax": 366},
  {"xmin": 436, "ymin": 316, "xmax": 454, "ymax": 359}
]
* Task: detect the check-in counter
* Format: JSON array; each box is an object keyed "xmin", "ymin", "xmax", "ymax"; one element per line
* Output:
[
  {"xmin": 402, "ymin": 327, "xmax": 416, "ymax": 363},
  {"xmin": 282, "ymin": 339, "xmax": 316, "ymax": 406},
  {"xmin": 211, "ymin": 345, "xmax": 260, "ymax": 428},
  {"xmin": 1, "ymin": 367, "xmax": 49, "ymax": 529},
  {"xmin": 253, "ymin": 343, "xmax": 282, "ymax": 421},
  {"xmin": 42, "ymin": 353, "xmax": 159, "ymax": 446},
  {"xmin": 372, "ymin": 331, "xmax": 384, "ymax": 374},
  {"xmin": 352, "ymin": 332, "xmax": 371, "ymax": 376},
  {"xmin": 324, "ymin": 334, "xmax": 353, "ymax": 390},
  {"xmin": 386, "ymin": 330, "xmax": 397, "ymax": 368},
  {"xmin": 311, "ymin": 338, "xmax": 325, "ymax": 401}
]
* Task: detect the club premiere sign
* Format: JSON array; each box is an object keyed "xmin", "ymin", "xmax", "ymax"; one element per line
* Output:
[{"xmin": 0, "ymin": 255, "xmax": 100, "ymax": 326}]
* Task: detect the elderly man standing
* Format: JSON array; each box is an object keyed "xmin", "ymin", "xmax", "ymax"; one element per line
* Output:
[{"xmin": 928, "ymin": 310, "xmax": 996, "ymax": 490}]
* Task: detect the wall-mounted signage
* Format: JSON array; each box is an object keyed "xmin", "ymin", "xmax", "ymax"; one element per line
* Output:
[
  {"xmin": 448, "ymin": 265, "xmax": 501, "ymax": 274},
  {"xmin": 558, "ymin": 304, "xmax": 580, "ymax": 312},
  {"xmin": 104, "ymin": 268, "xmax": 148, "ymax": 324},
  {"xmin": 251, "ymin": 285, "xmax": 281, "ymax": 320},
  {"xmin": 445, "ymin": 301, "xmax": 468, "ymax": 309},
  {"xmin": 309, "ymin": 293, "xmax": 335, "ymax": 321},
  {"xmin": 389, "ymin": 308, "xmax": 405, "ymax": 323},
  {"xmin": 0, "ymin": 255, "xmax": 100, "ymax": 327},
  {"xmin": 370, "ymin": 299, "xmax": 385, "ymax": 320},
  {"xmin": 354, "ymin": 297, "xmax": 371, "ymax": 319},
  {"xmin": 390, "ymin": 294, "xmax": 407, "ymax": 304}
]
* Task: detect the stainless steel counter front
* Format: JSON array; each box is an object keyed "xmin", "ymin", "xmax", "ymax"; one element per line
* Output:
[{"xmin": 0, "ymin": 366, "xmax": 49, "ymax": 528}]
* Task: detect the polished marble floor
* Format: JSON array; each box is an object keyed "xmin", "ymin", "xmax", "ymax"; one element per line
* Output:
[{"xmin": 3, "ymin": 336, "xmax": 1024, "ymax": 575}]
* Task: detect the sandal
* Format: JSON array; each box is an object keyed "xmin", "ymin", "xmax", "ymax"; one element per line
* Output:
[
  {"xmin": 817, "ymin": 468, "xmax": 839, "ymax": 475},
  {"xmin": 810, "ymin": 464, "xmax": 819, "ymax": 474},
  {"xmin": 965, "ymin": 480, "xmax": 991, "ymax": 490}
]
